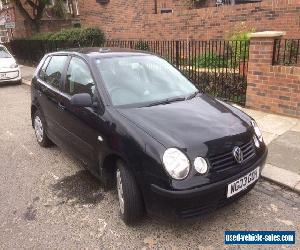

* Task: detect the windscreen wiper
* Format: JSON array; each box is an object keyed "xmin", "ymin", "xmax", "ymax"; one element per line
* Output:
[
  {"xmin": 185, "ymin": 91, "xmax": 199, "ymax": 100},
  {"xmin": 145, "ymin": 97, "xmax": 186, "ymax": 107}
]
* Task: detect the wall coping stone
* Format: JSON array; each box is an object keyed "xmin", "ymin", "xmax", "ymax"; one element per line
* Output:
[{"xmin": 249, "ymin": 31, "xmax": 286, "ymax": 38}]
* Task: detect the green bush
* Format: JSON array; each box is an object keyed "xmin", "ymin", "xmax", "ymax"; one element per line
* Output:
[
  {"xmin": 229, "ymin": 31, "xmax": 251, "ymax": 42},
  {"xmin": 80, "ymin": 27, "xmax": 106, "ymax": 46},
  {"xmin": 49, "ymin": 28, "xmax": 81, "ymax": 41},
  {"xmin": 226, "ymin": 24, "xmax": 254, "ymax": 67},
  {"xmin": 195, "ymin": 53, "xmax": 228, "ymax": 68},
  {"xmin": 135, "ymin": 41, "xmax": 150, "ymax": 51},
  {"xmin": 284, "ymin": 40, "xmax": 299, "ymax": 65},
  {"xmin": 227, "ymin": 40, "xmax": 250, "ymax": 68},
  {"xmin": 29, "ymin": 32, "xmax": 55, "ymax": 40},
  {"xmin": 225, "ymin": 22, "xmax": 255, "ymax": 41},
  {"xmin": 27, "ymin": 27, "xmax": 106, "ymax": 46}
]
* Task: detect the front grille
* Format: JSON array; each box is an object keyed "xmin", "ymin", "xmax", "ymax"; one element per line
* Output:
[
  {"xmin": 176, "ymin": 201, "xmax": 217, "ymax": 219},
  {"xmin": 208, "ymin": 139, "xmax": 255, "ymax": 172},
  {"xmin": 176, "ymin": 183, "xmax": 256, "ymax": 219}
]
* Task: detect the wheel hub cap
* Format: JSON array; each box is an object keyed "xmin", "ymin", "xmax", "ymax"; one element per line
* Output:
[
  {"xmin": 116, "ymin": 169, "xmax": 125, "ymax": 214},
  {"xmin": 34, "ymin": 116, "xmax": 43, "ymax": 143}
]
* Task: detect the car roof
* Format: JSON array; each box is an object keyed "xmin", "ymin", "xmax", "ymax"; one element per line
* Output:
[{"xmin": 49, "ymin": 47, "xmax": 154, "ymax": 58}]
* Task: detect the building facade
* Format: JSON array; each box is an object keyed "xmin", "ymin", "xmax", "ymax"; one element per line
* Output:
[
  {"xmin": 79, "ymin": 0, "xmax": 300, "ymax": 40},
  {"xmin": 1, "ymin": 0, "xmax": 300, "ymax": 41}
]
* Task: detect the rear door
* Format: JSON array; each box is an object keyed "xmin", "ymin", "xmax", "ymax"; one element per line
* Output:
[{"xmin": 36, "ymin": 55, "xmax": 69, "ymax": 146}]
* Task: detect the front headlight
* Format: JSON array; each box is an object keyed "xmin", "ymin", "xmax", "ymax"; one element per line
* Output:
[
  {"xmin": 162, "ymin": 148, "xmax": 190, "ymax": 180},
  {"xmin": 253, "ymin": 135, "xmax": 260, "ymax": 148},
  {"xmin": 194, "ymin": 157, "xmax": 208, "ymax": 174},
  {"xmin": 251, "ymin": 120, "xmax": 263, "ymax": 142},
  {"xmin": 10, "ymin": 63, "xmax": 18, "ymax": 68}
]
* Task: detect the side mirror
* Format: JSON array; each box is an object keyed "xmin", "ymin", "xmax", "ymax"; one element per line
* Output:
[{"xmin": 70, "ymin": 93, "xmax": 93, "ymax": 107}]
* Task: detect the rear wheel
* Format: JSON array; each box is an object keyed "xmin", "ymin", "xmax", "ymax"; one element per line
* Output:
[
  {"xmin": 34, "ymin": 110, "xmax": 52, "ymax": 147},
  {"xmin": 116, "ymin": 161, "xmax": 144, "ymax": 225}
]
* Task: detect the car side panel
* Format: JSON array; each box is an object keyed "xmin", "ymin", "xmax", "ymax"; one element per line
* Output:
[
  {"xmin": 35, "ymin": 78, "xmax": 67, "ymax": 146},
  {"xmin": 57, "ymin": 92, "xmax": 104, "ymax": 169}
]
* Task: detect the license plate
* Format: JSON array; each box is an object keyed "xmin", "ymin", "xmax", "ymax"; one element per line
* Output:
[
  {"xmin": 0, "ymin": 73, "xmax": 6, "ymax": 79},
  {"xmin": 227, "ymin": 167, "xmax": 260, "ymax": 198}
]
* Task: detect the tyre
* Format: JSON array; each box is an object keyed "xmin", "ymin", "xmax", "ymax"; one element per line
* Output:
[
  {"xmin": 33, "ymin": 110, "xmax": 52, "ymax": 147},
  {"xmin": 116, "ymin": 161, "xmax": 144, "ymax": 225}
]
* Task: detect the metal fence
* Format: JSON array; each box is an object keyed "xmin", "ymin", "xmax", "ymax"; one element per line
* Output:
[
  {"xmin": 273, "ymin": 39, "xmax": 300, "ymax": 66},
  {"xmin": 8, "ymin": 39, "xmax": 249, "ymax": 105}
]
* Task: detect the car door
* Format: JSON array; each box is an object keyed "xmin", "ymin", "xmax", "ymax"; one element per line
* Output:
[
  {"xmin": 36, "ymin": 55, "xmax": 69, "ymax": 146},
  {"xmin": 58, "ymin": 56, "xmax": 106, "ymax": 169}
]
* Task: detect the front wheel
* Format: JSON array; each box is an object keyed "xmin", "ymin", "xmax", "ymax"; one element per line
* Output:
[
  {"xmin": 116, "ymin": 161, "xmax": 144, "ymax": 225},
  {"xmin": 33, "ymin": 110, "xmax": 52, "ymax": 147}
]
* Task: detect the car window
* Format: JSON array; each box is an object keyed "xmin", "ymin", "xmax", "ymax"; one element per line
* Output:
[
  {"xmin": 0, "ymin": 47, "xmax": 11, "ymax": 58},
  {"xmin": 66, "ymin": 57, "xmax": 95, "ymax": 96},
  {"xmin": 95, "ymin": 55, "xmax": 197, "ymax": 107},
  {"xmin": 38, "ymin": 56, "xmax": 51, "ymax": 80},
  {"xmin": 44, "ymin": 55, "xmax": 68, "ymax": 88}
]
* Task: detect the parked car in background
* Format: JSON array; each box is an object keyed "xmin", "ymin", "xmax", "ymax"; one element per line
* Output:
[
  {"xmin": 0, "ymin": 45, "xmax": 21, "ymax": 84},
  {"xmin": 31, "ymin": 48, "xmax": 267, "ymax": 225}
]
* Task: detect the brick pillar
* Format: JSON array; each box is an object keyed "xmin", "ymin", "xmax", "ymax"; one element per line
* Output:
[{"xmin": 246, "ymin": 31, "xmax": 285, "ymax": 111}]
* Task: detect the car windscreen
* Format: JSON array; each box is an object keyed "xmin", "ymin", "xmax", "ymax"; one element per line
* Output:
[
  {"xmin": 0, "ymin": 47, "xmax": 12, "ymax": 58},
  {"xmin": 94, "ymin": 55, "xmax": 197, "ymax": 107}
]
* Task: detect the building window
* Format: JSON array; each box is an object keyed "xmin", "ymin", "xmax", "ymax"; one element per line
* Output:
[{"xmin": 160, "ymin": 8, "xmax": 173, "ymax": 14}]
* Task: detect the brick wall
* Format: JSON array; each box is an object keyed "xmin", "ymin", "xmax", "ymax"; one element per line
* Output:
[
  {"xmin": 156, "ymin": 0, "xmax": 194, "ymax": 13},
  {"xmin": 246, "ymin": 33, "xmax": 300, "ymax": 118},
  {"xmin": 80, "ymin": 0, "xmax": 300, "ymax": 40}
]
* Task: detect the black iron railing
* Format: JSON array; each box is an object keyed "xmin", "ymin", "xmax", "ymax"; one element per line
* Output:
[
  {"xmin": 106, "ymin": 40, "xmax": 249, "ymax": 105},
  {"xmin": 273, "ymin": 39, "xmax": 300, "ymax": 66},
  {"xmin": 9, "ymin": 39, "xmax": 249, "ymax": 105}
]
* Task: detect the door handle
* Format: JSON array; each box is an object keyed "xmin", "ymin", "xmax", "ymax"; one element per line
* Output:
[{"xmin": 58, "ymin": 102, "xmax": 66, "ymax": 111}]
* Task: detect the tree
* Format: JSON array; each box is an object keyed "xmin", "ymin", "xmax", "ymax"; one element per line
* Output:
[{"xmin": 1, "ymin": 0, "xmax": 66, "ymax": 32}]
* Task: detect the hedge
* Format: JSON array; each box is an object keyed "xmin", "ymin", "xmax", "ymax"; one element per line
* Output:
[{"xmin": 27, "ymin": 27, "xmax": 106, "ymax": 47}]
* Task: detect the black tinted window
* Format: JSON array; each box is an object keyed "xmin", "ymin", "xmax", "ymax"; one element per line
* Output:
[
  {"xmin": 66, "ymin": 57, "xmax": 95, "ymax": 96},
  {"xmin": 38, "ymin": 56, "xmax": 51, "ymax": 80},
  {"xmin": 44, "ymin": 56, "xmax": 68, "ymax": 88}
]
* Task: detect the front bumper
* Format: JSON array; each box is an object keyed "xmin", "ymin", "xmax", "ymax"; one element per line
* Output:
[
  {"xmin": 0, "ymin": 68, "xmax": 21, "ymax": 83},
  {"xmin": 145, "ymin": 148, "xmax": 268, "ymax": 220}
]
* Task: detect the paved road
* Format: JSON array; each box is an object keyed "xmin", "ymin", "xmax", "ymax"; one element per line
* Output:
[
  {"xmin": 0, "ymin": 84, "xmax": 299, "ymax": 249},
  {"xmin": 19, "ymin": 65, "xmax": 35, "ymax": 85}
]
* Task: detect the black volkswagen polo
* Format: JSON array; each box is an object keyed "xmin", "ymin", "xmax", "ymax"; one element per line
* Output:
[{"xmin": 31, "ymin": 48, "xmax": 267, "ymax": 225}]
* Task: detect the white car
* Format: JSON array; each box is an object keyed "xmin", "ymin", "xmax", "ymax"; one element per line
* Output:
[{"xmin": 0, "ymin": 45, "xmax": 21, "ymax": 84}]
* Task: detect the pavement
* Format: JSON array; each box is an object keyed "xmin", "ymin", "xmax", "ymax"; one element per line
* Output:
[
  {"xmin": 19, "ymin": 64, "xmax": 300, "ymax": 194},
  {"xmin": 238, "ymin": 108, "xmax": 300, "ymax": 193},
  {"xmin": 0, "ymin": 84, "xmax": 299, "ymax": 248},
  {"xmin": 20, "ymin": 65, "xmax": 35, "ymax": 85}
]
